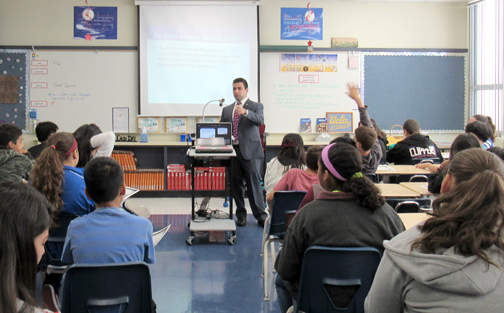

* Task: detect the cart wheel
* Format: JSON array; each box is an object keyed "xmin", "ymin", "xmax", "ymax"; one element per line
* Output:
[
  {"xmin": 186, "ymin": 236, "xmax": 194, "ymax": 245},
  {"xmin": 227, "ymin": 235, "xmax": 236, "ymax": 245}
]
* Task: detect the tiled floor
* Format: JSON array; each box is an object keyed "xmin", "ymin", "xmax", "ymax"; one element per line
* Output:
[
  {"xmin": 144, "ymin": 197, "xmax": 281, "ymax": 313},
  {"xmin": 39, "ymin": 197, "xmax": 282, "ymax": 313}
]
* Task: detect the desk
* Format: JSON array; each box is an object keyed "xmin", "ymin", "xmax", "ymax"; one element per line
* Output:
[
  {"xmin": 375, "ymin": 184, "xmax": 421, "ymax": 198},
  {"xmin": 400, "ymin": 182, "xmax": 432, "ymax": 196},
  {"xmin": 376, "ymin": 165, "xmax": 431, "ymax": 175},
  {"xmin": 398, "ymin": 213, "xmax": 429, "ymax": 229},
  {"xmin": 186, "ymin": 148, "xmax": 237, "ymax": 245}
]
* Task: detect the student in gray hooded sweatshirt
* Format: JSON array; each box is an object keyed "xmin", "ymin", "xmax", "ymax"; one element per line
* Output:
[{"xmin": 365, "ymin": 148, "xmax": 504, "ymax": 313}]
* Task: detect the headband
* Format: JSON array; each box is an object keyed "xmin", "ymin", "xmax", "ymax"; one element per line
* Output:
[
  {"xmin": 281, "ymin": 140, "xmax": 295, "ymax": 150},
  {"xmin": 321, "ymin": 144, "xmax": 347, "ymax": 182},
  {"xmin": 62, "ymin": 138, "xmax": 77, "ymax": 158},
  {"xmin": 50, "ymin": 145, "xmax": 56, "ymax": 150}
]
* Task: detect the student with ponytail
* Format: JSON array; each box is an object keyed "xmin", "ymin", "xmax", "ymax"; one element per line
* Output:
[
  {"xmin": 274, "ymin": 143, "xmax": 405, "ymax": 313},
  {"xmin": 30, "ymin": 132, "xmax": 95, "ymax": 312},
  {"xmin": 366, "ymin": 148, "xmax": 504, "ymax": 313}
]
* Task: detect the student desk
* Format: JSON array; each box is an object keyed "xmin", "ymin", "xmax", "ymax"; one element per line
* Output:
[
  {"xmin": 398, "ymin": 213, "xmax": 429, "ymax": 229},
  {"xmin": 376, "ymin": 164, "xmax": 432, "ymax": 175},
  {"xmin": 375, "ymin": 184, "xmax": 421, "ymax": 198},
  {"xmin": 399, "ymin": 182, "xmax": 433, "ymax": 196}
]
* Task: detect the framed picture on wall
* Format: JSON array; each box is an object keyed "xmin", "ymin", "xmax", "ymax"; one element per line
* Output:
[
  {"xmin": 326, "ymin": 112, "xmax": 353, "ymax": 133},
  {"xmin": 165, "ymin": 117, "xmax": 187, "ymax": 133},
  {"xmin": 137, "ymin": 117, "xmax": 160, "ymax": 133}
]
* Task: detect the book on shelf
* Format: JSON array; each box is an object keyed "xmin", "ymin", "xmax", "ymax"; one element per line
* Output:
[
  {"xmin": 300, "ymin": 118, "xmax": 312, "ymax": 133},
  {"xmin": 316, "ymin": 118, "xmax": 328, "ymax": 133}
]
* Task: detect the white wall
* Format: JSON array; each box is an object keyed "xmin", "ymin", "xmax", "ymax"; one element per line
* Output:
[{"xmin": 259, "ymin": 0, "xmax": 467, "ymax": 49}]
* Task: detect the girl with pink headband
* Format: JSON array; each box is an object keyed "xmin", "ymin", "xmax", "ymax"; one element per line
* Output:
[{"xmin": 274, "ymin": 142, "xmax": 405, "ymax": 313}]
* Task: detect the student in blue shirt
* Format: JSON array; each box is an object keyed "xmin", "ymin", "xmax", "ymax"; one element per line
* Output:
[{"xmin": 62, "ymin": 157, "xmax": 155, "ymax": 264}]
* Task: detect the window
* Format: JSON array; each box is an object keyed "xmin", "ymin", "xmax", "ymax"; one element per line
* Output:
[{"xmin": 469, "ymin": 0, "xmax": 504, "ymax": 134}]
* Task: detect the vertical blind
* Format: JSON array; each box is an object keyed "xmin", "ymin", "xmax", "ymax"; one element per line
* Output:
[{"xmin": 469, "ymin": 0, "xmax": 504, "ymax": 136}]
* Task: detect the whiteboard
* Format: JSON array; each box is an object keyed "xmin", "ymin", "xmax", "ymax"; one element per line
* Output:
[
  {"xmin": 260, "ymin": 52, "xmax": 361, "ymax": 133},
  {"xmin": 29, "ymin": 50, "xmax": 138, "ymax": 133}
]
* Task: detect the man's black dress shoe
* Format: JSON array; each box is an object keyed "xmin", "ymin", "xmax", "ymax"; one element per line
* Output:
[
  {"xmin": 257, "ymin": 220, "xmax": 265, "ymax": 228},
  {"xmin": 236, "ymin": 217, "xmax": 247, "ymax": 226}
]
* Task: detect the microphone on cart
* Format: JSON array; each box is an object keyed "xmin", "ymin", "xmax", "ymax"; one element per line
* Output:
[{"xmin": 202, "ymin": 99, "xmax": 225, "ymax": 121}]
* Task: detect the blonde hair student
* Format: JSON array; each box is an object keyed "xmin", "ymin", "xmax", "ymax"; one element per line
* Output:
[{"xmin": 365, "ymin": 148, "xmax": 504, "ymax": 313}]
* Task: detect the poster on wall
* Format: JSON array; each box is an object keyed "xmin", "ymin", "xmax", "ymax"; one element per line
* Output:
[
  {"xmin": 74, "ymin": 6, "xmax": 118, "ymax": 40},
  {"xmin": 281, "ymin": 5, "xmax": 323, "ymax": 40},
  {"xmin": 280, "ymin": 54, "xmax": 337, "ymax": 72}
]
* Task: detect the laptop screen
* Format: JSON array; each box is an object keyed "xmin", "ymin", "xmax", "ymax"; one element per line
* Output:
[{"xmin": 196, "ymin": 122, "xmax": 232, "ymax": 145}]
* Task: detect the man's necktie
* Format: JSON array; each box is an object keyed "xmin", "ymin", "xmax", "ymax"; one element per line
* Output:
[{"xmin": 232, "ymin": 101, "xmax": 241, "ymax": 142}]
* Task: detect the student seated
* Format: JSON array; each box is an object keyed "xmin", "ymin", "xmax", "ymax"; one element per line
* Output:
[
  {"xmin": 0, "ymin": 124, "xmax": 34, "ymax": 183},
  {"xmin": 465, "ymin": 120, "xmax": 493, "ymax": 150},
  {"xmin": 365, "ymin": 148, "xmax": 504, "ymax": 313},
  {"xmin": 470, "ymin": 114, "xmax": 496, "ymax": 148},
  {"xmin": 346, "ymin": 82, "xmax": 383, "ymax": 174},
  {"xmin": 416, "ymin": 133, "xmax": 480, "ymax": 193},
  {"xmin": 31, "ymin": 132, "xmax": 96, "ymax": 311},
  {"xmin": 62, "ymin": 157, "xmax": 155, "ymax": 264},
  {"xmin": 274, "ymin": 143, "xmax": 405, "ymax": 313},
  {"xmin": 28, "ymin": 121, "xmax": 59, "ymax": 159},
  {"xmin": 0, "ymin": 182, "xmax": 55, "ymax": 313},
  {"xmin": 386, "ymin": 119, "xmax": 443, "ymax": 164},
  {"xmin": 266, "ymin": 145, "xmax": 323, "ymax": 220},
  {"xmin": 488, "ymin": 147, "xmax": 504, "ymax": 161},
  {"xmin": 264, "ymin": 133, "xmax": 306, "ymax": 194},
  {"xmin": 73, "ymin": 123, "xmax": 115, "ymax": 168},
  {"xmin": 371, "ymin": 118, "xmax": 388, "ymax": 164}
]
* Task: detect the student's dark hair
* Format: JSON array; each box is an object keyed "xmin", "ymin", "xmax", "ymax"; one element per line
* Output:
[
  {"xmin": 411, "ymin": 149, "xmax": 504, "ymax": 267},
  {"xmin": 472, "ymin": 114, "xmax": 496, "ymax": 141},
  {"xmin": 0, "ymin": 182, "xmax": 54, "ymax": 313},
  {"xmin": 355, "ymin": 126, "xmax": 377, "ymax": 151},
  {"xmin": 276, "ymin": 133, "xmax": 306, "ymax": 169},
  {"xmin": 488, "ymin": 147, "xmax": 504, "ymax": 161},
  {"xmin": 330, "ymin": 134, "xmax": 357, "ymax": 147},
  {"xmin": 84, "ymin": 157, "xmax": 124, "ymax": 204},
  {"xmin": 403, "ymin": 119, "xmax": 420, "ymax": 135},
  {"xmin": 450, "ymin": 133, "xmax": 481, "ymax": 158},
  {"xmin": 0, "ymin": 124, "xmax": 22, "ymax": 147},
  {"xmin": 31, "ymin": 132, "xmax": 77, "ymax": 214},
  {"xmin": 465, "ymin": 121, "xmax": 492, "ymax": 143},
  {"xmin": 371, "ymin": 118, "xmax": 387, "ymax": 140},
  {"xmin": 233, "ymin": 77, "xmax": 248, "ymax": 89},
  {"xmin": 319, "ymin": 143, "xmax": 385, "ymax": 210},
  {"xmin": 74, "ymin": 123, "xmax": 102, "ymax": 168},
  {"xmin": 306, "ymin": 145, "xmax": 324, "ymax": 171},
  {"xmin": 35, "ymin": 121, "xmax": 59, "ymax": 142}
]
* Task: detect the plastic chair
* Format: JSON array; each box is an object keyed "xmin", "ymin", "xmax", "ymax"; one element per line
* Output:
[
  {"xmin": 409, "ymin": 175, "xmax": 429, "ymax": 182},
  {"xmin": 296, "ymin": 246, "xmax": 381, "ymax": 313},
  {"xmin": 38, "ymin": 213, "xmax": 78, "ymax": 275},
  {"xmin": 61, "ymin": 261, "xmax": 153, "ymax": 313},
  {"xmin": 262, "ymin": 190, "xmax": 306, "ymax": 301},
  {"xmin": 394, "ymin": 201, "xmax": 421, "ymax": 213},
  {"xmin": 409, "ymin": 157, "xmax": 440, "ymax": 165},
  {"xmin": 386, "ymin": 198, "xmax": 431, "ymax": 213}
]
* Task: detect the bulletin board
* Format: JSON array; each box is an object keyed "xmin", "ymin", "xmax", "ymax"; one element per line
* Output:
[{"xmin": 0, "ymin": 50, "xmax": 29, "ymax": 130}]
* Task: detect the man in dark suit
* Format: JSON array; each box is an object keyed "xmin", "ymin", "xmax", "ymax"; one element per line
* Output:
[{"xmin": 220, "ymin": 78, "xmax": 267, "ymax": 227}]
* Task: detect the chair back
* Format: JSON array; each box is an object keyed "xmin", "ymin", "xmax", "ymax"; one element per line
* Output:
[
  {"xmin": 270, "ymin": 191, "xmax": 306, "ymax": 238},
  {"xmin": 395, "ymin": 201, "xmax": 421, "ymax": 213},
  {"xmin": 386, "ymin": 198, "xmax": 431, "ymax": 212},
  {"xmin": 61, "ymin": 262, "xmax": 153, "ymax": 313},
  {"xmin": 409, "ymin": 157, "xmax": 440, "ymax": 165},
  {"xmin": 365, "ymin": 174, "xmax": 379, "ymax": 183},
  {"xmin": 297, "ymin": 246, "xmax": 381, "ymax": 313},
  {"xmin": 409, "ymin": 175, "xmax": 428, "ymax": 182},
  {"xmin": 48, "ymin": 213, "xmax": 78, "ymax": 242}
]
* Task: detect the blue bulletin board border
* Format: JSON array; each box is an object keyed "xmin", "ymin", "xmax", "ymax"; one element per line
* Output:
[{"xmin": 0, "ymin": 50, "xmax": 29, "ymax": 130}]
